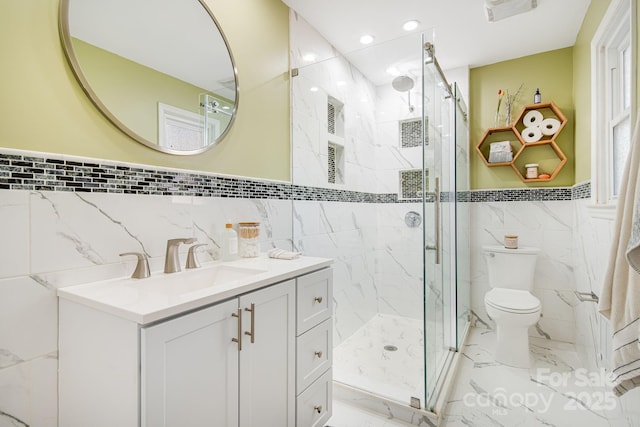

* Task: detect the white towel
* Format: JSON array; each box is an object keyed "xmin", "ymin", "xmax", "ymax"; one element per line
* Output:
[
  {"xmin": 600, "ymin": 113, "xmax": 640, "ymax": 396},
  {"xmin": 268, "ymin": 248, "xmax": 301, "ymax": 260}
]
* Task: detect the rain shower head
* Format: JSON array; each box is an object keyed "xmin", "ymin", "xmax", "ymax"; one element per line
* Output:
[
  {"xmin": 392, "ymin": 75, "xmax": 415, "ymax": 92},
  {"xmin": 392, "ymin": 75, "xmax": 415, "ymax": 112}
]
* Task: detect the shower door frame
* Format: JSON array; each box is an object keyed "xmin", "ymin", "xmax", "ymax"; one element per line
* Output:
[{"xmin": 421, "ymin": 39, "xmax": 469, "ymax": 411}]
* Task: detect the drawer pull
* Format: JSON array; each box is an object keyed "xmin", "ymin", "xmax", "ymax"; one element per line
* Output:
[
  {"xmin": 313, "ymin": 405, "xmax": 323, "ymax": 414},
  {"xmin": 314, "ymin": 296, "xmax": 323, "ymax": 303},
  {"xmin": 231, "ymin": 309, "xmax": 242, "ymax": 351},
  {"xmin": 314, "ymin": 350, "xmax": 323, "ymax": 358}
]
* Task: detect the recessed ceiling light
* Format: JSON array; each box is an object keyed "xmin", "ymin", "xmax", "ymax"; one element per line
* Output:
[
  {"xmin": 386, "ymin": 66, "xmax": 400, "ymax": 76},
  {"xmin": 303, "ymin": 53, "xmax": 317, "ymax": 62},
  {"xmin": 310, "ymin": 86, "xmax": 319, "ymax": 92},
  {"xmin": 337, "ymin": 80, "xmax": 347, "ymax": 86},
  {"xmin": 403, "ymin": 20, "xmax": 419, "ymax": 31},
  {"xmin": 360, "ymin": 34, "xmax": 374, "ymax": 45}
]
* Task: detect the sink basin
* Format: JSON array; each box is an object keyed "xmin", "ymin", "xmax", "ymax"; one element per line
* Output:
[{"xmin": 126, "ymin": 265, "xmax": 267, "ymax": 296}]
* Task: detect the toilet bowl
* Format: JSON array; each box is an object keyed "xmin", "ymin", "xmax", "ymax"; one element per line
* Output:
[{"xmin": 482, "ymin": 245, "xmax": 541, "ymax": 368}]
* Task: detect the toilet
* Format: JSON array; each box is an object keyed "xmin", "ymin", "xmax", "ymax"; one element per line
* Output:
[{"xmin": 483, "ymin": 245, "xmax": 541, "ymax": 368}]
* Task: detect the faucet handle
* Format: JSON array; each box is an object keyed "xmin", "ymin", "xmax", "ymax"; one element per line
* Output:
[
  {"xmin": 120, "ymin": 252, "xmax": 151, "ymax": 279},
  {"xmin": 186, "ymin": 244, "xmax": 207, "ymax": 269}
]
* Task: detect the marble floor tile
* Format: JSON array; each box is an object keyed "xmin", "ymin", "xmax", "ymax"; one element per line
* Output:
[
  {"xmin": 333, "ymin": 314, "xmax": 425, "ymax": 404},
  {"xmin": 441, "ymin": 328, "xmax": 614, "ymax": 426},
  {"xmin": 330, "ymin": 327, "xmax": 637, "ymax": 426},
  {"xmin": 325, "ymin": 400, "xmax": 416, "ymax": 427}
]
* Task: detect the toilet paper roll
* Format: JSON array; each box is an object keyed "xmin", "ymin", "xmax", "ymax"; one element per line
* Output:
[
  {"xmin": 522, "ymin": 126, "xmax": 543, "ymax": 143},
  {"xmin": 523, "ymin": 110, "xmax": 544, "ymax": 127},
  {"xmin": 540, "ymin": 118, "xmax": 561, "ymax": 136}
]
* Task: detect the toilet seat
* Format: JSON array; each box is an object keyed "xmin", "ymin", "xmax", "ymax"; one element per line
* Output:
[{"xmin": 485, "ymin": 288, "xmax": 540, "ymax": 314}]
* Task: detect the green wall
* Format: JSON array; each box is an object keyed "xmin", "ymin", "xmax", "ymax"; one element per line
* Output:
[
  {"xmin": 470, "ymin": 0, "xmax": 640, "ymax": 189},
  {"xmin": 0, "ymin": 0, "xmax": 290, "ymax": 181},
  {"xmin": 470, "ymin": 48, "xmax": 575, "ymax": 189}
]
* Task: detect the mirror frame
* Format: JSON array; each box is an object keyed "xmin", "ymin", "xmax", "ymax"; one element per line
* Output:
[{"xmin": 58, "ymin": 0, "xmax": 239, "ymax": 155}]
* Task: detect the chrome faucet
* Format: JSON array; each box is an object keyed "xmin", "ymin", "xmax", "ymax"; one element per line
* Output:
[{"xmin": 164, "ymin": 238, "xmax": 197, "ymax": 273}]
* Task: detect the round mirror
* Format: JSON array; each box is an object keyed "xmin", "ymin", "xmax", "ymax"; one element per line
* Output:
[{"xmin": 59, "ymin": 0, "xmax": 238, "ymax": 155}]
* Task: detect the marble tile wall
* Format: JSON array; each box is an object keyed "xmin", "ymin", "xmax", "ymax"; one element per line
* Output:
[
  {"xmin": 291, "ymin": 13, "xmax": 429, "ymax": 349},
  {"xmin": 470, "ymin": 198, "xmax": 578, "ymax": 343},
  {"xmin": 571, "ymin": 190, "xmax": 640, "ymax": 421},
  {"xmin": 292, "ymin": 45, "xmax": 378, "ymax": 193},
  {"xmin": 572, "ymin": 195, "xmax": 614, "ymax": 371},
  {"xmin": 0, "ymin": 174, "xmax": 293, "ymax": 426}
]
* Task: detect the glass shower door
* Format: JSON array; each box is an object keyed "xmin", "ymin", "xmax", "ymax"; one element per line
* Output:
[{"xmin": 422, "ymin": 41, "xmax": 454, "ymax": 408}]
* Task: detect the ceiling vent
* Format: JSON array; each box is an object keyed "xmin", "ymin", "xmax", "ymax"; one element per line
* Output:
[{"xmin": 484, "ymin": 0, "xmax": 538, "ymax": 22}]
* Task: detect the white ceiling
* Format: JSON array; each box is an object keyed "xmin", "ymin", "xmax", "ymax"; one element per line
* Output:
[{"xmin": 281, "ymin": 0, "xmax": 592, "ymax": 72}]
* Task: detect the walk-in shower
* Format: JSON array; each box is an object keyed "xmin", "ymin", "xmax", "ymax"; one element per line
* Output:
[{"xmin": 291, "ymin": 26, "xmax": 470, "ymax": 418}]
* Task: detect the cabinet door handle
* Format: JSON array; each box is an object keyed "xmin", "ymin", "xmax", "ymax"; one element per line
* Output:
[
  {"xmin": 314, "ymin": 296, "xmax": 323, "ymax": 303},
  {"xmin": 244, "ymin": 303, "xmax": 255, "ymax": 344},
  {"xmin": 313, "ymin": 405, "xmax": 323, "ymax": 414},
  {"xmin": 314, "ymin": 350, "xmax": 323, "ymax": 358},
  {"xmin": 232, "ymin": 308, "xmax": 242, "ymax": 351}
]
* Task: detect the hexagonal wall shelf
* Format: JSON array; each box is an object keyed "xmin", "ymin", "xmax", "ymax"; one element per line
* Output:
[
  {"xmin": 476, "ymin": 126, "xmax": 522, "ymax": 167},
  {"xmin": 477, "ymin": 102, "xmax": 568, "ymax": 182},
  {"xmin": 511, "ymin": 140, "xmax": 567, "ymax": 182}
]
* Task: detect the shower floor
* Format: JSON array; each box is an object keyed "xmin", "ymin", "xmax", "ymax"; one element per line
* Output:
[{"xmin": 333, "ymin": 314, "xmax": 428, "ymax": 405}]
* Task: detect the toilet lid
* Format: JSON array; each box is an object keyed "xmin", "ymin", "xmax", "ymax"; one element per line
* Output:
[{"xmin": 485, "ymin": 288, "xmax": 541, "ymax": 313}]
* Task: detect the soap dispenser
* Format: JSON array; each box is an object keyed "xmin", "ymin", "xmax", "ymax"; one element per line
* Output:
[{"xmin": 221, "ymin": 223, "xmax": 238, "ymax": 261}]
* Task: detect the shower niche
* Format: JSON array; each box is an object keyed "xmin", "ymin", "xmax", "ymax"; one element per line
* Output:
[
  {"xmin": 399, "ymin": 118, "xmax": 424, "ymax": 148},
  {"xmin": 327, "ymin": 97, "xmax": 345, "ymax": 184}
]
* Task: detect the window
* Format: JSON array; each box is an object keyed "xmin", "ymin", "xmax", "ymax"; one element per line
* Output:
[
  {"xmin": 591, "ymin": 0, "xmax": 636, "ymax": 214},
  {"xmin": 158, "ymin": 103, "xmax": 220, "ymax": 151}
]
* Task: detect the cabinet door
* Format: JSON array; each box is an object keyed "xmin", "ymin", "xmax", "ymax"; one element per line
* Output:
[
  {"xmin": 141, "ymin": 299, "xmax": 239, "ymax": 427},
  {"xmin": 239, "ymin": 280, "xmax": 296, "ymax": 427}
]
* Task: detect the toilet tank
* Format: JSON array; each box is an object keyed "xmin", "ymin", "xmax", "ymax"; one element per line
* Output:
[{"xmin": 482, "ymin": 245, "xmax": 540, "ymax": 291}]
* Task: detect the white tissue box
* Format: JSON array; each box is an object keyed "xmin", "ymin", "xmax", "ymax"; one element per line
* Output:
[{"xmin": 488, "ymin": 140, "xmax": 513, "ymax": 163}]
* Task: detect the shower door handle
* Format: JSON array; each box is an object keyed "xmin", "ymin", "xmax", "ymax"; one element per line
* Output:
[{"xmin": 434, "ymin": 177, "xmax": 441, "ymax": 265}]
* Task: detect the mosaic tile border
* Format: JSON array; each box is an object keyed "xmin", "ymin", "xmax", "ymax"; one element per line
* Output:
[
  {"xmin": 0, "ymin": 150, "xmax": 590, "ymax": 203},
  {"xmin": 572, "ymin": 181, "xmax": 591, "ymax": 200},
  {"xmin": 0, "ymin": 151, "xmax": 292, "ymax": 199},
  {"xmin": 470, "ymin": 187, "xmax": 573, "ymax": 202}
]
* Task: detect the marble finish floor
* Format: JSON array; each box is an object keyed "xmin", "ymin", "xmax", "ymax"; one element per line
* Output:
[
  {"xmin": 326, "ymin": 327, "xmax": 640, "ymax": 426},
  {"xmin": 325, "ymin": 400, "xmax": 416, "ymax": 427},
  {"xmin": 333, "ymin": 314, "xmax": 426, "ymax": 404}
]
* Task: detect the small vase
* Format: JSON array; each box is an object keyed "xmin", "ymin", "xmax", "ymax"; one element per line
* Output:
[{"xmin": 505, "ymin": 104, "xmax": 511, "ymax": 127}]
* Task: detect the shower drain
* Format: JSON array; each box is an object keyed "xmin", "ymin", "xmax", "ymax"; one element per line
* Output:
[{"xmin": 383, "ymin": 345, "xmax": 398, "ymax": 351}]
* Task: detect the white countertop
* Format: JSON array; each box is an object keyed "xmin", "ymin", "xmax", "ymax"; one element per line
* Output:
[{"xmin": 58, "ymin": 255, "xmax": 333, "ymax": 325}]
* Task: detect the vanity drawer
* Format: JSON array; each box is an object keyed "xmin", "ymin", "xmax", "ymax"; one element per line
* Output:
[
  {"xmin": 296, "ymin": 268, "xmax": 332, "ymax": 335},
  {"xmin": 296, "ymin": 369, "xmax": 332, "ymax": 427},
  {"xmin": 296, "ymin": 318, "xmax": 332, "ymax": 393}
]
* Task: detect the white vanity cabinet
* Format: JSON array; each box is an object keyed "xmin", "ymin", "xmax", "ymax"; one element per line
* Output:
[
  {"xmin": 142, "ymin": 280, "xmax": 295, "ymax": 427},
  {"xmin": 58, "ymin": 263, "xmax": 332, "ymax": 427}
]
